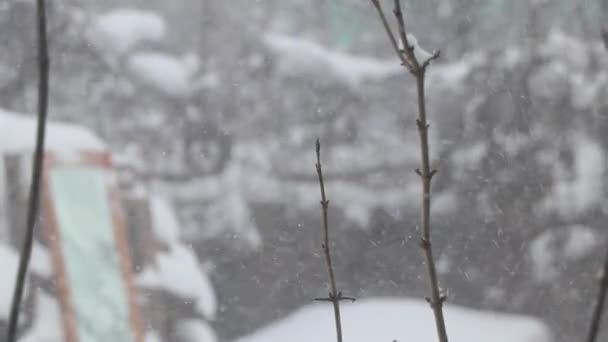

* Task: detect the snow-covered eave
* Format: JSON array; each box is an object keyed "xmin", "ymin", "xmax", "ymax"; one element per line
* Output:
[{"xmin": 0, "ymin": 109, "xmax": 106, "ymax": 157}]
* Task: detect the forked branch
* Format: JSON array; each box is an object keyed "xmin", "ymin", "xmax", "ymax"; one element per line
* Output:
[{"xmin": 369, "ymin": 1, "xmax": 447, "ymax": 342}]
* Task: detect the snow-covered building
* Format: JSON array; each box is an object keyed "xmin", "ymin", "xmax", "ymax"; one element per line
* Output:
[{"xmin": 0, "ymin": 109, "xmax": 217, "ymax": 341}]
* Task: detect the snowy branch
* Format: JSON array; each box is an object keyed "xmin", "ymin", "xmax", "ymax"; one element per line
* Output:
[{"xmin": 370, "ymin": 1, "xmax": 448, "ymax": 342}]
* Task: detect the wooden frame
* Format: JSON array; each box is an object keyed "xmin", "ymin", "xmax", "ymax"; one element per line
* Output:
[{"xmin": 41, "ymin": 151, "xmax": 144, "ymax": 342}]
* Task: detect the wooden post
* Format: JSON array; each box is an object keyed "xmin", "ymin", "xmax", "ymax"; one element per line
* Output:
[{"xmin": 121, "ymin": 195, "xmax": 170, "ymax": 340}]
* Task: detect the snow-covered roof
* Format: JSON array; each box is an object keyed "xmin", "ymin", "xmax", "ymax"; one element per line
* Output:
[
  {"xmin": 263, "ymin": 33, "xmax": 401, "ymax": 88},
  {"xmin": 0, "ymin": 109, "xmax": 105, "ymax": 157},
  {"xmin": 236, "ymin": 298, "xmax": 552, "ymax": 342},
  {"xmin": 88, "ymin": 8, "xmax": 167, "ymax": 55}
]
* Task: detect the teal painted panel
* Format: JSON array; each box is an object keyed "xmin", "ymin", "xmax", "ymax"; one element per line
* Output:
[{"xmin": 49, "ymin": 166, "xmax": 134, "ymax": 342}]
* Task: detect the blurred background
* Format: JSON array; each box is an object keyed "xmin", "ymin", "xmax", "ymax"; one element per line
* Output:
[{"xmin": 0, "ymin": 0, "xmax": 608, "ymax": 341}]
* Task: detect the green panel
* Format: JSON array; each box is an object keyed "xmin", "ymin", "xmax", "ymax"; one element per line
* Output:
[
  {"xmin": 327, "ymin": 1, "xmax": 364, "ymax": 49},
  {"xmin": 49, "ymin": 166, "xmax": 134, "ymax": 342}
]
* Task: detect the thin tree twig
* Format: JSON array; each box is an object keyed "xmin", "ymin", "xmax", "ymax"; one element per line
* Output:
[
  {"xmin": 585, "ymin": 244, "xmax": 608, "ymax": 342},
  {"xmin": 315, "ymin": 139, "xmax": 354, "ymax": 342},
  {"xmin": 369, "ymin": 0, "xmax": 407, "ymax": 66},
  {"xmin": 6, "ymin": 0, "xmax": 50, "ymax": 340},
  {"xmin": 369, "ymin": 1, "xmax": 447, "ymax": 341}
]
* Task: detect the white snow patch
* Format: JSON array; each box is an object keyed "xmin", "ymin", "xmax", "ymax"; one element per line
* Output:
[
  {"xmin": 0, "ymin": 109, "xmax": 106, "ymax": 158},
  {"xmin": 451, "ymin": 142, "xmax": 488, "ymax": 171},
  {"xmin": 0, "ymin": 242, "xmax": 55, "ymax": 319},
  {"xmin": 174, "ymin": 319, "xmax": 217, "ymax": 342},
  {"xmin": 128, "ymin": 52, "xmax": 201, "ymax": 98},
  {"xmin": 18, "ymin": 292, "xmax": 64, "ymax": 342},
  {"xmin": 563, "ymin": 225, "xmax": 597, "ymax": 261},
  {"xmin": 540, "ymin": 135, "xmax": 604, "ymax": 218},
  {"xmin": 30, "ymin": 242, "xmax": 52, "ymax": 278},
  {"xmin": 540, "ymin": 29, "xmax": 589, "ymax": 69},
  {"xmin": 570, "ymin": 71, "xmax": 608, "ymax": 110},
  {"xmin": 235, "ymin": 298, "xmax": 551, "ymax": 342},
  {"xmin": 436, "ymin": 254, "xmax": 451, "ymax": 274},
  {"xmin": 149, "ymin": 195, "xmax": 181, "ymax": 245},
  {"xmin": 0, "ymin": 243, "xmax": 19, "ymax": 319},
  {"xmin": 529, "ymin": 230, "xmax": 558, "ymax": 283},
  {"xmin": 144, "ymin": 330, "xmax": 163, "ymax": 342},
  {"xmin": 137, "ymin": 244, "xmax": 216, "ymax": 320},
  {"xmin": 263, "ymin": 33, "xmax": 401, "ymax": 88},
  {"xmin": 500, "ymin": 46, "xmax": 528, "ymax": 68},
  {"xmin": 397, "ymin": 33, "xmax": 434, "ymax": 62},
  {"xmin": 428, "ymin": 52, "xmax": 486, "ymax": 90},
  {"xmin": 88, "ymin": 9, "xmax": 166, "ymax": 55},
  {"xmin": 528, "ymin": 61, "xmax": 570, "ymax": 100},
  {"xmin": 530, "ymin": 225, "xmax": 598, "ymax": 283}
]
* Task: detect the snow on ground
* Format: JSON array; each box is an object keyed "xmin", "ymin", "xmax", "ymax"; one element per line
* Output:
[
  {"xmin": 235, "ymin": 298, "xmax": 552, "ymax": 342},
  {"xmin": 137, "ymin": 244, "xmax": 216, "ymax": 319},
  {"xmin": 0, "ymin": 242, "xmax": 53, "ymax": 320},
  {"xmin": 263, "ymin": 33, "xmax": 401, "ymax": 89},
  {"xmin": 18, "ymin": 293, "xmax": 64, "ymax": 342},
  {"xmin": 88, "ymin": 8, "xmax": 166, "ymax": 55},
  {"xmin": 138, "ymin": 196, "xmax": 217, "ymax": 320}
]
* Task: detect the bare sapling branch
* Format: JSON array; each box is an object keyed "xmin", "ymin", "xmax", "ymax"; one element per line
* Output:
[
  {"xmin": 585, "ymin": 244, "xmax": 608, "ymax": 342},
  {"xmin": 314, "ymin": 139, "xmax": 355, "ymax": 342},
  {"xmin": 369, "ymin": 1, "xmax": 447, "ymax": 341},
  {"xmin": 6, "ymin": 0, "xmax": 50, "ymax": 340}
]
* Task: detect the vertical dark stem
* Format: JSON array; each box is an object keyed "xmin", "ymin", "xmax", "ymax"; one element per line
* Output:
[
  {"xmin": 315, "ymin": 139, "xmax": 344, "ymax": 342},
  {"xmin": 585, "ymin": 10, "xmax": 608, "ymax": 341},
  {"xmin": 585, "ymin": 245, "xmax": 608, "ymax": 342},
  {"xmin": 368, "ymin": 1, "xmax": 447, "ymax": 341},
  {"xmin": 415, "ymin": 72, "xmax": 448, "ymax": 342},
  {"xmin": 602, "ymin": 0, "xmax": 608, "ymax": 49},
  {"xmin": 6, "ymin": 0, "xmax": 49, "ymax": 340}
]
